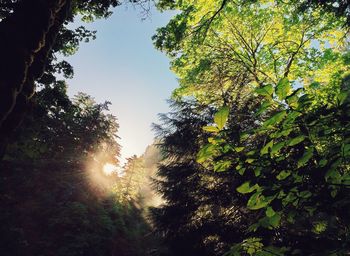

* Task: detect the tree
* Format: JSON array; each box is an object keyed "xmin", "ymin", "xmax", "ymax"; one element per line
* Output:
[
  {"xmin": 0, "ymin": 85, "xmax": 123, "ymax": 255},
  {"xmin": 151, "ymin": 100, "xmax": 271, "ymax": 256},
  {"xmin": 0, "ymin": 83, "xmax": 159, "ymax": 256},
  {"xmin": 113, "ymin": 145, "xmax": 162, "ymax": 208},
  {"xmin": 0, "ymin": 0, "xmax": 144, "ymax": 157},
  {"xmin": 154, "ymin": 0, "xmax": 350, "ymax": 254}
]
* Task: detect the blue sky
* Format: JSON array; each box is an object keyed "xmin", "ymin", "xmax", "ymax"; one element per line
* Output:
[{"xmin": 64, "ymin": 5, "xmax": 177, "ymax": 164}]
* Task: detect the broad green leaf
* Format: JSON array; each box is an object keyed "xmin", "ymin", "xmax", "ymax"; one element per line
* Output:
[
  {"xmin": 247, "ymin": 150, "xmax": 256, "ymax": 156},
  {"xmin": 214, "ymin": 106, "xmax": 229, "ymax": 130},
  {"xmin": 299, "ymin": 191, "xmax": 312, "ymax": 199},
  {"xmin": 265, "ymin": 207, "xmax": 275, "ymax": 218},
  {"xmin": 286, "ymin": 88, "xmax": 303, "ymax": 108},
  {"xmin": 341, "ymin": 143, "xmax": 350, "ymax": 156},
  {"xmin": 325, "ymin": 167, "xmax": 341, "ymax": 183},
  {"xmin": 263, "ymin": 111, "xmax": 287, "ymax": 127},
  {"xmin": 298, "ymin": 94, "xmax": 314, "ymax": 108},
  {"xmin": 234, "ymin": 146, "xmax": 245, "ymax": 152},
  {"xmin": 255, "ymin": 84, "xmax": 274, "ymax": 97},
  {"xmin": 254, "ymin": 167, "xmax": 262, "ymax": 177},
  {"xmin": 286, "ymin": 95, "xmax": 299, "ymax": 108},
  {"xmin": 203, "ymin": 126, "xmax": 219, "ymax": 132},
  {"xmin": 284, "ymin": 110, "xmax": 301, "ymax": 124},
  {"xmin": 247, "ymin": 192, "xmax": 271, "ymax": 210},
  {"xmin": 240, "ymin": 132, "xmax": 250, "ymax": 142},
  {"xmin": 197, "ymin": 144, "xmax": 217, "ymax": 163},
  {"xmin": 276, "ymin": 170, "xmax": 291, "ymax": 180},
  {"xmin": 271, "ymin": 141, "xmax": 285, "ymax": 155},
  {"xmin": 268, "ymin": 212, "xmax": 281, "ymax": 227},
  {"xmin": 337, "ymin": 91, "xmax": 348, "ymax": 105},
  {"xmin": 297, "ymin": 147, "xmax": 314, "ymax": 168},
  {"xmin": 276, "ymin": 78, "xmax": 292, "ymax": 100},
  {"xmin": 246, "ymin": 158, "xmax": 255, "ymax": 163},
  {"xmin": 214, "ymin": 160, "xmax": 231, "ymax": 172},
  {"xmin": 237, "ymin": 182, "xmax": 259, "ymax": 194},
  {"xmin": 319, "ymin": 159, "xmax": 328, "ymax": 167},
  {"xmin": 208, "ymin": 137, "xmax": 225, "ymax": 145},
  {"xmin": 288, "ymin": 135, "xmax": 305, "ymax": 146},
  {"xmin": 255, "ymin": 101, "xmax": 272, "ymax": 116},
  {"xmin": 238, "ymin": 167, "xmax": 246, "ymax": 175},
  {"xmin": 273, "ymin": 127, "xmax": 293, "ymax": 138},
  {"xmin": 223, "ymin": 144, "xmax": 233, "ymax": 153},
  {"xmin": 260, "ymin": 140, "xmax": 274, "ymax": 155}
]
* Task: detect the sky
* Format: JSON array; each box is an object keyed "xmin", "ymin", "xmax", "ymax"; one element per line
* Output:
[{"xmin": 64, "ymin": 5, "xmax": 177, "ymax": 164}]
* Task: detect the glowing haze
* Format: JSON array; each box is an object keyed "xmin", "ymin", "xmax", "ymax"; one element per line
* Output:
[{"xmin": 64, "ymin": 6, "xmax": 177, "ymax": 165}]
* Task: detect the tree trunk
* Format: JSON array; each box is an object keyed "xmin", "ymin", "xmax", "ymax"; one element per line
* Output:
[{"xmin": 0, "ymin": 0, "xmax": 71, "ymax": 158}]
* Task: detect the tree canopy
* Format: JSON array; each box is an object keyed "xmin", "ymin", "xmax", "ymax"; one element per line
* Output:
[{"xmin": 151, "ymin": 0, "xmax": 350, "ymax": 255}]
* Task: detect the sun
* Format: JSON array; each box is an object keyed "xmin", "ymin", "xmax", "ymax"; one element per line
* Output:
[{"xmin": 103, "ymin": 163, "xmax": 116, "ymax": 176}]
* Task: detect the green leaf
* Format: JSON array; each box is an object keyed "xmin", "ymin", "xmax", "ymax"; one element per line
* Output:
[
  {"xmin": 214, "ymin": 160, "xmax": 231, "ymax": 172},
  {"xmin": 298, "ymin": 94, "xmax": 314, "ymax": 108},
  {"xmin": 263, "ymin": 111, "xmax": 287, "ymax": 127},
  {"xmin": 238, "ymin": 167, "xmax": 246, "ymax": 175},
  {"xmin": 288, "ymin": 135, "xmax": 305, "ymax": 146},
  {"xmin": 268, "ymin": 212, "xmax": 281, "ymax": 227},
  {"xmin": 255, "ymin": 101, "xmax": 272, "ymax": 116},
  {"xmin": 261, "ymin": 140, "xmax": 274, "ymax": 155},
  {"xmin": 286, "ymin": 95, "xmax": 298, "ymax": 108},
  {"xmin": 246, "ymin": 158, "xmax": 255, "ymax": 164},
  {"xmin": 214, "ymin": 106, "xmax": 229, "ymax": 130},
  {"xmin": 255, "ymin": 84, "xmax": 274, "ymax": 97},
  {"xmin": 237, "ymin": 182, "xmax": 259, "ymax": 194},
  {"xmin": 203, "ymin": 126, "xmax": 219, "ymax": 132},
  {"xmin": 265, "ymin": 207, "xmax": 275, "ymax": 218},
  {"xmin": 197, "ymin": 144, "xmax": 217, "ymax": 163},
  {"xmin": 254, "ymin": 167, "xmax": 262, "ymax": 177},
  {"xmin": 341, "ymin": 143, "xmax": 350, "ymax": 156},
  {"xmin": 297, "ymin": 147, "xmax": 314, "ymax": 168},
  {"xmin": 240, "ymin": 132, "xmax": 250, "ymax": 142},
  {"xmin": 271, "ymin": 141, "xmax": 285, "ymax": 155},
  {"xmin": 276, "ymin": 78, "xmax": 292, "ymax": 100},
  {"xmin": 319, "ymin": 159, "xmax": 328, "ymax": 167},
  {"xmin": 299, "ymin": 191, "xmax": 312, "ymax": 199},
  {"xmin": 337, "ymin": 91, "xmax": 348, "ymax": 105},
  {"xmin": 234, "ymin": 146, "xmax": 245, "ymax": 152},
  {"xmin": 276, "ymin": 170, "xmax": 291, "ymax": 180},
  {"xmin": 247, "ymin": 192, "xmax": 271, "ymax": 210}
]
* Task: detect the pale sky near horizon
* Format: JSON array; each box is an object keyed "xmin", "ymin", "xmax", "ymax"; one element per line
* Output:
[{"xmin": 64, "ymin": 5, "xmax": 177, "ymax": 165}]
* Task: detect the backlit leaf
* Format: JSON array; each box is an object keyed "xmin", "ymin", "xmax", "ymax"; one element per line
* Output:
[
  {"xmin": 203, "ymin": 126, "xmax": 219, "ymax": 132},
  {"xmin": 255, "ymin": 84, "xmax": 274, "ymax": 97},
  {"xmin": 237, "ymin": 182, "xmax": 259, "ymax": 194},
  {"xmin": 276, "ymin": 170, "xmax": 291, "ymax": 180},
  {"xmin": 297, "ymin": 147, "xmax": 314, "ymax": 168},
  {"xmin": 276, "ymin": 78, "xmax": 292, "ymax": 100},
  {"xmin": 214, "ymin": 106, "xmax": 229, "ymax": 130},
  {"xmin": 288, "ymin": 135, "xmax": 305, "ymax": 146},
  {"xmin": 263, "ymin": 111, "xmax": 287, "ymax": 127}
]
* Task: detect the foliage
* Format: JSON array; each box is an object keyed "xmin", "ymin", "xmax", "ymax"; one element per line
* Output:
[
  {"xmin": 151, "ymin": 100, "xmax": 269, "ymax": 256},
  {"xmin": 0, "ymin": 85, "xmax": 154, "ymax": 256},
  {"xmin": 154, "ymin": 0, "xmax": 350, "ymax": 254},
  {"xmin": 113, "ymin": 145, "xmax": 162, "ymax": 208}
]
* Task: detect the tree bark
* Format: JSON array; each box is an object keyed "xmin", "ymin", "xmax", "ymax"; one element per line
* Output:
[{"xmin": 0, "ymin": 0, "xmax": 71, "ymax": 157}]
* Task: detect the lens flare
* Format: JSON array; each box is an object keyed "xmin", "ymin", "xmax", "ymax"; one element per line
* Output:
[{"xmin": 103, "ymin": 163, "xmax": 116, "ymax": 176}]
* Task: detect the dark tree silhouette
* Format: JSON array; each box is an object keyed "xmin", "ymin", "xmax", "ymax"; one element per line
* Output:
[{"xmin": 0, "ymin": 0, "xmax": 125, "ymax": 156}]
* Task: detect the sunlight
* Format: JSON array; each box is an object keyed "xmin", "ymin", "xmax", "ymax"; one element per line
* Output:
[{"xmin": 103, "ymin": 163, "xmax": 117, "ymax": 176}]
